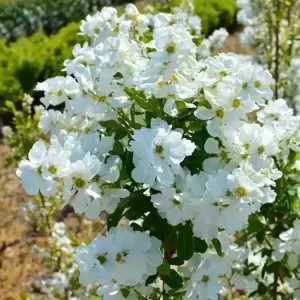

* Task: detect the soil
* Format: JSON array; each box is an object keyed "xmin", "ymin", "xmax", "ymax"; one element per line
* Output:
[{"xmin": 0, "ymin": 144, "xmax": 46, "ymax": 299}]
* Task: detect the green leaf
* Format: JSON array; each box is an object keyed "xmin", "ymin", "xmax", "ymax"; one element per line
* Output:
[
  {"xmin": 256, "ymin": 230, "xmax": 265, "ymax": 243},
  {"xmin": 167, "ymin": 257, "xmax": 184, "ymax": 266},
  {"xmin": 99, "ymin": 120, "xmax": 128, "ymax": 139},
  {"xmin": 143, "ymin": 211, "xmax": 174, "ymax": 240},
  {"xmin": 212, "ymin": 238, "xmax": 223, "ymax": 257},
  {"xmin": 285, "ymin": 150, "xmax": 300, "ymax": 172},
  {"xmin": 194, "ymin": 237, "xmax": 208, "ymax": 253},
  {"xmin": 140, "ymin": 30, "xmax": 153, "ymax": 43},
  {"xmin": 188, "ymin": 120, "xmax": 206, "ymax": 131},
  {"xmin": 122, "ymin": 190, "xmax": 153, "ymax": 220},
  {"xmin": 5, "ymin": 100, "xmax": 17, "ymax": 114},
  {"xmin": 111, "ymin": 140, "xmax": 124, "ymax": 156},
  {"xmin": 107, "ymin": 206, "xmax": 124, "ymax": 229},
  {"xmin": 130, "ymin": 222, "xmax": 143, "ymax": 231},
  {"xmin": 124, "ymin": 86, "xmax": 162, "ymax": 115},
  {"xmin": 257, "ymin": 282, "xmax": 267, "ymax": 295},
  {"xmin": 177, "ymin": 221, "xmax": 194, "ymax": 260},
  {"xmin": 160, "ymin": 269, "xmax": 183, "ymax": 290},
  {"xmin": 90, "ymin": 296, "xmax": 101, "ymax": 300},
  {"xmin": 145, "ymin": 274, "xmax": 158, "ymax": 286},
  {"xmin": 265, "ymin": 262, "xmax": 281, "ymax": 274},
  {"xmin": 121, "ymin": 288, "xmax": 130, "ymax": 298},
  {"xmin": 157, "ymin": 259, "xmax": 170, "ymax": 276},
  {"xmin": 124, "ymin": 208, "xmax": 144, "ymax": 220},
  {"xmin": 124, "ymin": 87, "xmax": 150, "ymax": 111}
]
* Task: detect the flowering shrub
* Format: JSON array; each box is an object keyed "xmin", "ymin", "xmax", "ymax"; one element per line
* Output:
[
  {"xmin": 15, "ymin": 3, "xmax": 300, "ymax": 299},
  {"xmin": 237, "ymin": 0, "xmax": 300, "ymax": 110}
]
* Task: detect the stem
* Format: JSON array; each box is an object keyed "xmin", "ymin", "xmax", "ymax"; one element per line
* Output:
[
  {"xmin": 39, "ymin": 192, "xmax": 52, "ymax": 233},
  {"xmin": 274, "ymin": 0, "xmax": 281, "ymax": 99},
  {"xmin": 160, "ymin": 238, "xmax": 175, "ymax": 298},
  {"xmin": 130, "ymin": 104, "xmax": 136, "ymax": 126},
  {"xmin": 273, "ymin": 271, "xmax": 279, "ymax": 300}
]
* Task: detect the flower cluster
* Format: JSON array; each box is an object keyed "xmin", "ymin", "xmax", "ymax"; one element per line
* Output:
[
  {"xmin": 76, "ymin": 226, "xmax": 162, "ymax": 298},
  {"xmin": 16, "ymin": 3, "xmax": 300, "ymax": 299},
  {"xmin": 17, "ymin": 132, "xmax": 129, "ymax": 219}
]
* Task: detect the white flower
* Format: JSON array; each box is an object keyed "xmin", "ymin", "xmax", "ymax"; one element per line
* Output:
[
  {"xmin": 236, "ymin": 66, "xmax": 273, "ymax": 104},
  {"xmin": 36, "ymin": 76, "xmax": 80, "ymax": 107},
  {"xmin": 76, "ymin": 226, "xmax": 163, "ymax": 287},
  {"xmin": 208, "ymin": 28, "xmax": 229, "ymax": 49},
  {"xmin": 80, "ymin": 7, "xmax": 119, "ymax": 40},
  {"xmin": 185, "ymin": 254, "xmax": 229, "ymax": 300},
  {"xmin": 74, "ymin": 184, "xmax": 129, "ymax": 219},
  {"xmin": 150, "ymin": 26, "xmax": 196, "ymax": 64},
  {"xmin": 151, "ymin": 169, "xmax": 206, "ymax": 225},
  {"xmin": 276, "ymin": 219, "xmax": 300, "ymax": 256},
  {"xmin": 223, "ymin": 123, "xmax": 280, "ymax": 170},
  {"xmin": 110, "ymin": 226, "xmax": 163, "ymax": 286},
  {"xmin": 130, "ymin": 118, "xmax": 195, "ymax": 187},
  {"xmin": 76, "ymin": 235, "xmax": 116, "ymax": 285},
  {"xmin": 194, "ymin": 85, "xmax": 257, "ymax": 137},
  {"xmin": 277, "ymin": 281, "xmax": 293, "ymax": 295},
  {"xmin": 257, "ymin": 98, "xmax": 294, "ymax": 124},
  {"xmin": 151, "ymin": 187, "xmax": 192, "ymax": 225},
  {"xmin": 63, "ymin": 153, "xmax": 102, "ymax": 207},
  {"xmin": 17, "ymin": 141, "xmax": 57, "ymax": 196},
  {"xmin": 2, "ymin": 125, "xmax": 13, "ymax": 138},
  {"xmin": 41, "ymin": 147, "xmax": 70, "ymax": 180}
]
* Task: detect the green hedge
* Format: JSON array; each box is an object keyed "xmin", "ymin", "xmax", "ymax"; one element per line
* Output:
[
  {"xmin": 193, "ymin": 0, "xmax": 237, "ymax": 35},
  {"xmin": 0, "ymin": 22, "xmax": 84, "ymax": 119},
  {"xmin": 0, "ymin": 0, "xmax": 133, "ymax": 41}
]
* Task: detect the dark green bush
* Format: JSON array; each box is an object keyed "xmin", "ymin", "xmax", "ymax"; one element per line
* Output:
[{"xmin": 0, "ymin": 0, "xmax": 133, "ymax": 41}]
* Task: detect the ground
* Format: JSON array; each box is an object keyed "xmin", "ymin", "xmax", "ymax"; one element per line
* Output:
[{"xmin": 0, "ymin": 144, "xmax": 45, "ymax": 300}]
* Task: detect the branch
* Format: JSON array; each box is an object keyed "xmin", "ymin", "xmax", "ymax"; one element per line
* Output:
[{"xmin": 274, "ymin": 0, "xmax": 281, "ymax": 99}]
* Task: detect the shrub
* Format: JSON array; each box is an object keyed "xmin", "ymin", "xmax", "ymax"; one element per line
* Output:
[
  {"xmin": 193, "ymin": 0, "xmax": 237, "ymax": 34},
  {"xmin": 13, "ymin": 4, "xmax": 300, "ymax": 300},
  {"xmin": 0, "ymin": 0, "xmax": 133, "ymax": 41},
  {"xmin": 0, "ymin": 22, "xmax": 84, "ymax": 123}
]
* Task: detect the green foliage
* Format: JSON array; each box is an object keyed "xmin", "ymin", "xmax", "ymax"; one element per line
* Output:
[
  {"xmin": 0, "ymin": 0, "xmax": 133, "ymax": 41},
  {"xmin": 1, "ymin": 96, "xmax": 44, "ymax": 167},
  {"xmin": 0, "ymin": 22, "xmax": 84, "ymax": 121},
  {"xmin": 193, "ymin": 0, "xmax": 237, "ymax": 35},
  {"xmin": 177, "ymin": 221, "xmax": 194, "ymax": 260}
]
